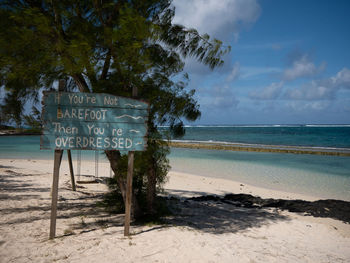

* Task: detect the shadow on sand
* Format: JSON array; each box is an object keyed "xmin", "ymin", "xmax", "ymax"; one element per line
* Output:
[
  {"xmin": 2, "ymin": 168, "xmax": 348, "ymax": 238},
  {"xmin": 162, "ymin": 197, "xmax": 289, "ymax": 234},
  {"xmin": 1, "ymin": 169, "xmax": 291, "ymax": 236},
  {"xmin": 0, "ymin": 169, "xmax": 113, "ymax": 228}
]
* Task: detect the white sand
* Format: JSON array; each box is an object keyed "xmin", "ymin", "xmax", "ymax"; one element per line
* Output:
[{"xmin": 0, "ymin": 158, "xmax": 349, "ymax": 262}]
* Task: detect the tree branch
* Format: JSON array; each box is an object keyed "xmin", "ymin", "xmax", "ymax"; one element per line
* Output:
[
  {"xmin": 72, "ymin": 74, "xmax": 90, "ymax": 92},
  {"xmin": 100, "ymin": 49, "xmax": 111, "ymax": 80}
]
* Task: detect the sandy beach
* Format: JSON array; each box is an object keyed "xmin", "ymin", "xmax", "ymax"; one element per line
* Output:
[{"xmin": 1, "ymin": 158, "xmax": 350, "ymax": 262}]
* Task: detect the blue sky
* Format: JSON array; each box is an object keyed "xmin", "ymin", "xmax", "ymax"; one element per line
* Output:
[{"xmin": 172, "ymin": 0, "xmax": 350, "ymax": 125}]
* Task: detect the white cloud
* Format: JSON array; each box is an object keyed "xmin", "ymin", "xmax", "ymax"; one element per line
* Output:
[
  {"xmin": 172, "ymin": 1, "xmax": 260, "ymax": 76},
  {"xmin": 201, "ymin": 84, "xmax": 239, "ymax": 108},
  {"xmin": 226, "ymin": 62, "xmax": 240, "ymax": 81},
  {"xmin": 284, "ymin": 67, "xmax": 350, "ymax": 100},
  {"xmin": 249, "ymin": 81, "xmax": 284, "ymax": 100},
  {"xmin": 247, "ymin": 68, "xmax": 350, "ymax": 115},
  {"xmin": 331, "ymin": 68, "xmax": 350, "ymax": 88},
  {"xmin": 285, "ymin": 101, "xmax": 331, "ymax": 112},
  {"xmin": 240, "ymin": 66, "xmax": 282, "ymax": 79},
  {"xmin": 172, "ymin": 0, "xmax": 261, "ymax": 41},
  {"xmin": 285, "ymin": 80, "xmax": 336, "ymax": 100},
  {"xmin": 283, "ymin": 55, "xmax": 326, "ymax": 81}
]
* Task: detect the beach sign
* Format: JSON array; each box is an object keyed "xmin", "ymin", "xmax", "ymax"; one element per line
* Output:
[
  {"xmin": 41, "ymin": 91, "xmax": 149, "ymax": 152},
  {"xmin": 41, "ymin": 91, "xmax": 148, "ymax": 239}
]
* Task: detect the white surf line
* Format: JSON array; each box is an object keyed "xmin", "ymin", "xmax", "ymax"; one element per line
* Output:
[
  {"xmin": 129, "ymin": 129, "xmax": 140, "ymax": 133},
  {"xmin": 170, "ymin": 140, "xmax": 350, "ymax": 153},
  {"xmin": 124, "ymin": 103, "xmax": 143, "ymax": 108},
  {"xmin": 115, "ymin": 115, "xmax": 144, "ymax": 120},
  {"xmin": 171, "ymin": 139, "xmax": 350, "ymax": 151}
]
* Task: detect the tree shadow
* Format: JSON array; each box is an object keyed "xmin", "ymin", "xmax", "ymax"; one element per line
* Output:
[
  {"xmin": 66, "ymin": 214, "xmax": 126, "ymax": 235},
  {"xmin": 5, "ymin": 168, "xmax": 345, "ymax": 238},
  {"xmin": 164, "ymin": 198, "xmax": 289, "ymax": 234},
  {"xmin": 162, "ymin": 193, "xmax": 350, "ymax": 236},
  {"xmin": 0, "ymin": 168, "xmax": 291, "ymax": 236},
  {"xmin": 0, "ymin": 194, "xmax": 41, "ymax": 201},
  {"xmin": 0, "ymin": 171, "xmax": 51, "ymax": 193},
  {"xmin": 0, "ymin": 169, "xmax": 113, "ymax": 229},
  {"xmin": 0, "ymin": 193, "xmax": 115, "ymax": 226},
  {"xmin": 0, "ymin": 165, "xmax": 16, "ymax": 169}
]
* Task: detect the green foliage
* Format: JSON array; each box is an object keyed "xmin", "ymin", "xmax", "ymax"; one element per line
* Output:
[
  {"xmin": 0, "ymin": 0, "xmax": 229, "ymax": 130},
  {"xmin": 24, "ymin": 106, "xmax": 42, "ymax": 131},
  {"xmin": 0, "ymin": 0, "xmax": 229, "ymax": 215},
  {"xmin": 0, "ymin": 87, "xmax": 25, "ymax": 128},
  {"xmin": 107, "ymin": 129, "xmax": 170, "ymax": 198},
  {"xmin": 134, "ymin": 131, "xmax": 171, "ymax": 195}
]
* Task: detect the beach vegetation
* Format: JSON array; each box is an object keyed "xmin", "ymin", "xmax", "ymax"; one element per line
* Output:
[{"xmin": 0, "ymin": 0, "xmax": 229, "ymax": 218}]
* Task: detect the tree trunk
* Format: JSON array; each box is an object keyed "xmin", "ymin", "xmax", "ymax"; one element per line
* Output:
[
  {"xmin": 146, "ymin": 158, "xmax": 157, "ymax": 215},
  {"xmin": 105, "ymin": 150, "xmax": 142, "ymax": 219}
]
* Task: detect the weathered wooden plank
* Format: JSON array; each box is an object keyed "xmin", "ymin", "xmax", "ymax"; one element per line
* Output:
[
  {"xmin": 124, "ymin": 84, "xmax": 138, "ymax": 236},
  {"xmin": 42, "ymin": 91, "xmax": 149, "ymax": 110},
  {"xmin": 42, "ymin": 105, "xmax": 148, "ymax": 123},
  {"xmin": 49, "ymin": 149, "xmax": 63, "ymax": 239},
  {"xmin": 67, "ymin": 150, "xmax": 76, "ymax": 191},
  {"xmin": 41, "ymin": 92, "xmax": 149, "ymax": 151},
  {"xmin": 40, "ymin": 134, "xmax": 147, "ymax": 151},
  {"xmin": 42, "ymin": 121, "xmax": 148, "ymax": 137},
  {"xmin": 124, "ymin": 150, "xmax": 134, "ymax": 236}
]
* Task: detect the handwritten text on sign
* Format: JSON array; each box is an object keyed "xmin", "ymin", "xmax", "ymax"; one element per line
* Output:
[{"xmin": 41, "ymin": 92, "xmax": 149, "ymax": 151}]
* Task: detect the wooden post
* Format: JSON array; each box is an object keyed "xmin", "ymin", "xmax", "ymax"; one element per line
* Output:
[
  {"xmin": 67, "ymin": 149, "xmax": 76, "ymax": 191},
  {"xmin": 124, "ymin": 85, "xmax": 138, "ymax": 236},
  {"xmin": 58, "ymin": 79, "xmax": 65, "ymax": 91},
  {"xmin": 124, "ymin": 151, "xmax": 134, "ymax": 236},
  {"xmin": 49, "ymin": 149, "xmax": 63, "ymax": 239},
  {"xmin": 58, "ymin": 80, "xmax": 77, "ymax": 191}
]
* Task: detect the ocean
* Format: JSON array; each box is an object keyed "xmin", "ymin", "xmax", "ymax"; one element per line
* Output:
[
  {"xmin": 1, "ymin": 125, "xmax": 350, "ymax": 200},
  {"xmin": 171, "ymin": 125, "xmax": 350, "ymax": 148}
]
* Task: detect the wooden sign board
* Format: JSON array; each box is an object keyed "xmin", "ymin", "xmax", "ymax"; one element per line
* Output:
[
  {"xmin": 41, "ymin": 92, "xmax": 149, "ymax": 152},
  {"xmin": 42, "ymin": 91, "xmax": 149, "ymax": 239}
]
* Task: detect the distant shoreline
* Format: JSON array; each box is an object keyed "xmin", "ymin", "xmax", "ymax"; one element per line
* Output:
[{"xmin": 169, "ymin": 141, "xmax": 350, "ymax": 156}]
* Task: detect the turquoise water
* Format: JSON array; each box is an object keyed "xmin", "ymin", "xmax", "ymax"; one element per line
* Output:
[
  {"xmin": 0, "ymin": 136, "xmax": 104, "ymax": 161},
  {"xmin": 169, "ymin": 148, "xmax": 350, "ymax": 200},
  {"xmin": 1, "ymin": 132, "xmax": 350, "ymax": 200},
  {"xmin": 166, "ymin": 125, "xmax": 350, "ymax": 148},
  {"xmin": 166, "ymin": 126, "xmax": 350, "ymax": 200}
]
